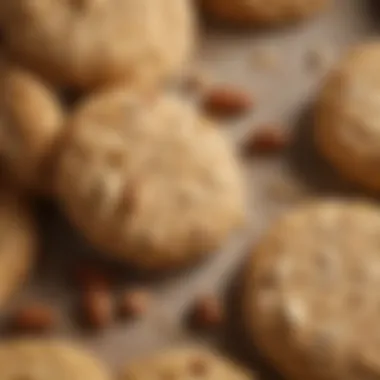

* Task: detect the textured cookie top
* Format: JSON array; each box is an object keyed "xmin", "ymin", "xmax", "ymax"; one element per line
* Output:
[
  {"xmin": 57, "ymin": 91, "xmax": 245, "ymax": 270},
  {"xmin": 0, "ymin": 59, "xmax": 64, "ymax": 193},
  {"xmin": 0, "ymin": 192, "xmax": 36, "ymax": 307},
  {"xmin": 316, "ymin": 43, "xmax": 380, "ymax": 190},
  {"xmin": 244, "ymin": 199, "xmax": 380, "ymax": 380},
  {"xmin": 0, "ymin": 339, "xmax": 109, "ymax": 380},
  {"xmin": 119, "ymin": 347, "xmax": 252, "ymax": 380},
  {"xmin": 200, "ymin": 0, "xmax": 330, "ymax": 25},
  {"xmin": 0, "ymin": 0, "xmax": 194, "ymax": 89}
]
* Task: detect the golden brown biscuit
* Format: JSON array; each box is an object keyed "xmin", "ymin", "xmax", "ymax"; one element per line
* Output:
[
  {"xmin": 119, "ymin": 347, "xmax": 253, "ymax": 380},
  {"xmin": 244, "ymin": 199, "xmax": 380, "ymax": 380},
  {"xmin": 0, "ymin": 59, "xmax": 64, "ymax": 194},
  {"xmin": 316, "ymin": 42, "xmax": 380, "ymax": 191},
  {"xmin": 200, "ymin": 0, "xmax": 330, "ymax": 26},
  {"xmin": 0, "ymin": 0, "xmax": 195, "ymax": 90},
  {"xmin": 0, "ymin": 192, "xmax": 36, "ymax": 307},
  {"xmin": 0, "ymin": 339, "xmax": 110, "ymax": 379},
  {"xmin": 56, "ymin": 90, "xmax": 245, "ymax": 270}
]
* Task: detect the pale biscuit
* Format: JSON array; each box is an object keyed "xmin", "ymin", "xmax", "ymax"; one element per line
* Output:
[
  {"xmin": 0, "ymin": 192, "xmax": 36, "ymax": 308},
  {"xmin": 316, "ymin": 43, "xmax": 380, "ymax": 191},
  {"xmin": 0, "ymin": 339, "xmax": 110, "ymax": 379},
  {"xmin": 0, "ymin": 59, "xmax": 64, "ymax": 194},
  {"xmin": 244, "ymin": 199, "xmax": 380, "ymax": 380},
  {"xmin": 56, "ymin": 90, "xmax": 245, "ymax": 270},
  {"xmin": 0, "ymin": 0, "xmax": 194, "ymax": 90},
  {"xmin": 200, "ymin": 0, "xmax": 330, "ymax": 26},
  {"xmin": 119, "ymin": 347, "xmax": 252, "ymax": 380}
]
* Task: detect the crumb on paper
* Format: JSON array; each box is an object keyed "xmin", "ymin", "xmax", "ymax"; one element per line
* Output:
[
  {"xmin": 305, "ymin": 46, "xmax": 332, "ymax": 72},
  {"xmin": 183, "ymin": 68, "xmax": 213, "ymax": 94},
  {"xmin": 249, "ymin": 46, "xmax": 279, "ymax": 71}
]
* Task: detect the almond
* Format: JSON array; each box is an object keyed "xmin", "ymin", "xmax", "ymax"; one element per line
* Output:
[
  {"xmin": 203, "ymin": 86, "xmax": 254, "ymax": 118},
  {"xmin": 10, "ymin": 303, "xmax": 57, "ymax": 333},
  {"xmin": 243, "ymin": 127, "xmax": 290, "ymax": 156},
  {"xmin": 119, "ymin": 289, "xmax": 151, "ymax": 319}
]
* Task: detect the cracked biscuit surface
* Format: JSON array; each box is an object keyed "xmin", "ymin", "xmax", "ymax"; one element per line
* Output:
[
  {"xmin": 0, "ymin": 0, "xmax": 195, "ymax": 90},
  {"xmin": 200, "ymin": 0, "xmax": 330, "ymax": 26},
  {"xmin": 244, "ymin": 199, "xmax": 380, "ymax": 380},
  {"xmin": 316, "ymin": 43, "xmax": 380, "ymax": 191},
  {"xmin": 0, "ymin": 339, "xmax": 110, "ymax": 380},
  {"xmin": 119, "ymin": 347, "xmax": 252, "ymax": 380},
  {"xmin": 56, "ymin": 90, "xmax": 245, "ymax": 270}
]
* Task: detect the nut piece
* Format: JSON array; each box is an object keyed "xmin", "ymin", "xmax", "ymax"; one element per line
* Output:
[
  {"xmin": 188, "ymin": 295, "xmax": 224, "ymax": 330},
  {"xmin": 242, "ymin": 126, "xmax": 289, "ymax": 156},
  {"xmin": 81, "ymin": 288, "xmax": 113, "ymax": 329},
  {"xmin": 119, "ymin": 289, "xmax": 151, "ymax": 319},
  {"xmin": 202, "ymin": 86, "xmax": 254, "ymax": 118},
  {"xmin": 10, "ymin": 303, "xmax": 57, "ymax": 333}
]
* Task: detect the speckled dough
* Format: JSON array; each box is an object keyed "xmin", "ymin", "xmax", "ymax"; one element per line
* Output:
[
  {"xmin": 0, "ymin": 192, "xmax": 36, "ymax": 308},
  {"xmin": 0, "ymin": 339, "xmax": 110, "ymax": 380},
  {"xmin": 244, "ymin": 199, "xmax": 380, "ymax": 380},
  {"xmin": 0, "ymin": 59, "xmax": 64, "ymax": 194},
  {"xmin": 0, "ymin": 0, "xmax": 194, "ymax": 89},
  {"xmin": 316, "ymin": 43, "xmax": 380, "ymax": 191},
  {"xmin": 119, "ymin": 347, "xmax": 253, "ymax": 380},
  {"xmin": 200, "ymin": 0, "xmax": 330, "ymax": 26},
  {"xmin": 56, "ymin": 90, "xmax": 245, "ymax": 270}
]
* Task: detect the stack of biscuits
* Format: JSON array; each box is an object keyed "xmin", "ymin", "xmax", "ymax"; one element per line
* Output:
[{"xmin": 1, "ymin": 1, "xmax": 380, "ymax": 380}]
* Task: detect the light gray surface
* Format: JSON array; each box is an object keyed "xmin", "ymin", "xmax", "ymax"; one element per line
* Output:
[{"xmin": 11, "ymin": 1, "xmax": 380, "ymax": 378}]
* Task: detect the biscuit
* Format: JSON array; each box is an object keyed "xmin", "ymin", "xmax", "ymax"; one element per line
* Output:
[
  {"xmin": 244, "ymin": 199, "xmax": 380, "ymax": 380},
  {"xmin": 199, "ymin": 0, "xmax": 330, "ymax": 26},
  {"xmin": 56, "ymin": 90, "xmax": 245, "ymax": 270},
  {"xmin": 0, "ymin": 192, "xmax": 36, "ymax": 308},
  {"xmin": 315, "ymin": 43, "xmax": 380, "ymax": 191},
  {"xmin": 119, "ymin": 347, "xmax": 252, "ymax": 380},
  {"xmin": 0, "ymin": 0, "xmax": 194, "ymax": 90},
  {"xmin": 0, "ymin": 339, "xmax": 110, "ymax": 379},
  {"xmin": 0, "ymin": 59, "xmax": 65, "ymax": 194}
]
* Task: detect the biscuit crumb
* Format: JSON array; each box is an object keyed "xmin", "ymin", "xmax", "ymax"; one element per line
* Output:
[
  {"xmin": 203, "ymin": 86, "xmax": 254, "ymax": 118},
  {"xmin": 250, "ymin": 46, "xmax": 278, "ymax": 71},
  {"xmin": 188, "ymin": 295, "xmax": 224, "ymax": 330},
  {"xmin": 9, "ymin": 303, "xmax": 58, "ymax": 333},
  {"xmin": 267, "ymin": 177, "xmax": 307, "ymax": 203},
  {"xmin": 242, "ymin": 125, "xmax": 290, "ymax": 156},
  {"xmin": 183, "ymin": 68, "xmax": 212, "ymax": 94},
  {"xmin": 119, "ymin": 289, "xmax": 151, "ymax": 319}
]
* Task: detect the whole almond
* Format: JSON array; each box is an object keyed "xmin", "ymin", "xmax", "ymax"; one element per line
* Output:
[
  {"xmin": 81, "ymin": 288, "xmax": 113, "ymax": 329},
  {"xmin": 243, "ymin": 127, "xmax": 290, "ymax": 156},
  {"xmin": 188, "ymin": 295, "xmax": 224, "ymax": 330},
  {"xmin": 119, "ymin": 289, "xmax": 151, "ymax": 319},
  {"xmin": 203, "ymin": 86, "xmax": 254, "ymax": 118},
  {"xmin": 10, "ymin": 304, "xmax": 57, "ymax": 333}
]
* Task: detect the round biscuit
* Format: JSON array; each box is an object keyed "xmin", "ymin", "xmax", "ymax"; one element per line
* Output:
[
  {"xmin": 244, "ymin": 199, "xmax": 380, "ymax": 380},
  {"xmin": 0, "ymin": 0, "xmax": 195, "ymax": 90},
  {"xmin": 315, "ymin": 42, "xmax": 380, "ymax": 191},
  {"xmin": 56, "ymin": 90, "xmax": 245, "ymax": 270},
  {"xmin": 0, "ymin": 339, "xmax": 110, "ymax": 379},
  {"xmin": 199, "ymin": 0, "xmax": 330, "ymax": 26},
  {"xmin": 0, "ymin": 59, "xmax": 64, "ymax": 194},
  {"xmin": 119, "ymin": 347, "xmax": 253, "ymax": 380}
]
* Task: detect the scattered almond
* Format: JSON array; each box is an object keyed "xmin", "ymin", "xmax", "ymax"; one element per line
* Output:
[
  {"xmin": 188, "ymin": 295, "xmax": 224, "ymax": 330},
  {"xmin": 119, "ymin": 289, "xmax": 151, "ymax": 319},
  {"xmin": 81, "ymin": 288, "xmax": 113, "ymax": 329},
  {"xmin": 202, "ymin": 86, "xmax": 254, "ymax": 118},
  {"xmin": 243, "ymin": 127, "xmax": 290, "ymax": 156},
  {"xmin": 10, "ymin": 303, "xmax": 57, "ymax": 333}
]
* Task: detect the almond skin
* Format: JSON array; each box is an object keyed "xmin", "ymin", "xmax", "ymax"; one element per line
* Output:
[
  {"xmin": 188, "ymin": 295, "xmax": 224, "ymax": 330},
  {"xmin": 81, "ymin": 288, "xmax": 113, "ymax": 329},
  {"xmin": 203, "ymin": 86, "xmax": 254, "ymax": 118},
  {"xmin": 243, "ymin": 127, "xmax": 290, "ymax": 155},
  {"xmin": 119, "ymin": 289, "xmax": 151, "ymax": 319}
]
